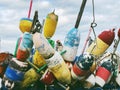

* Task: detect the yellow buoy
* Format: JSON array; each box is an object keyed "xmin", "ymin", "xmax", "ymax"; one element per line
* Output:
[
  {"xmin": 21, "ymin": 68, "xmax": 40, "ymax": 88},
  {"xmin": 86, "ymin": 29, "xmax": 115, "ymax": 57},
  {"xmin": 46, "ymin": 51, "xmax": 71, "ymax": 84},
  {"xmin": 33, "ymin": 50, "xmax": 46, "ymax": 67},
  {"xmin": 43, "ymin": 10, "xmax": 58, "ymax": 38},
  {"xmin": 19, "ymin": 18, "xmax": 32, "ymax": 33}
]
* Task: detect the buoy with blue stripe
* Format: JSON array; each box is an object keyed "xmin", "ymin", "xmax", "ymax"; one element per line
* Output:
[
  {"xmin": 86, "ymin": 29, "xmax": 115, "ymax": 57},
  {"xmin": 71, "ymin": 53, "xmax": 94, "ymax": 80},
  {"xmin": 43, "ymin": 10, "xmax": 58, "ymax": 38},
  {"xmin": 3, "ymin": 57, "xmax": 28, "ymax": 89},
  {"xmin": 19, "ymin": 18, "xmax": 32, "ymax": 33},
  {"xmin": 17, "ymin": 32, "xmax": 33, "ymax": 61}
]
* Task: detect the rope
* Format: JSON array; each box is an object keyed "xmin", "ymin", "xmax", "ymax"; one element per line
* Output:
[
  {"xmin": 91, "ymin": 0, "xmax": 97, "ymax": 40},
  {"xmin": 81, "ymin": 0, "xmax": 97, "ymax": 54},
  {"xmin": 28, "ymin": 0, "xmax": 33, "ymax": 18},
  {"xmin": 81, "ymin": 28, "xmax": 92, "ymax": 54}
]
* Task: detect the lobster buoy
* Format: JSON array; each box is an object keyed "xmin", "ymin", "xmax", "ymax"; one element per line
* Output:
[
  {"xmin": 21, "ymin": 68, "xmax": 40, "ymax": 88},
  {"xmin": 95, "ymin": 60, "xmax": 113, "ymax": 87},
  {"xmin": 33, "ymin": 32, "xmax": 55, "ymax": 59},
  {"xmin": 62, "ymin": 28, "xmax": 80, "ymax": 62},
  {"xmin": 40, "ymin": 69, "xmax": 55, "ymax": 85},
  {"xmin": 33, "ymin": 50, "xmax": 46, "ymax": 67},
  {"xmin": 45, "ymin": 51, "xmax": 71, "ymax": 84},
  {"xmin": 3, "ymin": 57, "xmax": 28, "ymax": 89},
  {"xmin": 71, "ymin": 53, "xmax": 94, "ymax": 80},
  {"xmin": 86, "ymin": 29, "xmax": 115, "ymax": 56},
  {"xmin": 43, "ymin": 10, "xmax": 58, "ymax": 38},
  {"xmin": 4, "ymin": 58, "xmax": 28, "ymax": 80},
  {"xmin": 19, "ymin": 18, "xmax": 32, "ymax": 33},
  {"xmin": 17, "ymin": 32, "xmax": 33, "ymax": 61},
  {"xmin": 0, "ymin": 52, "xmax": 13, "ymax": 77}
]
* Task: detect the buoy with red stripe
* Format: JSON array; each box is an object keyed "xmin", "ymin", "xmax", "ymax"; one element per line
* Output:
[
  {"xmin": 43, "ymin": 10, "xmax": 58, "ymax": 38},
  {"xmin": 95, "ymin": 60, "xmax": 113, "ymax": 87},
  {"xmin": 86, "ymin": 29, "xmax": 115, "ymax": 56},
  {"xmin": 71, "ymin": 53, "xmax": 94, "ymax": 80},
  {"xmin": 0, "ymin": 52, "xmax": 13, "ymax": 78},
  {"xmin": 40, "ymin": 69, "xmax": 55, "ymax": 85},
  {"xmin": 17, "ymin": 32, "xmax": 33, "ymax": 61}
]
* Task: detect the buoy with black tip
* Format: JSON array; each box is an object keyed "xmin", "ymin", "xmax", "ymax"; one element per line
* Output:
[
  {"xmin": 62, "ymin": 0, "xmax": 87, "ymax": 62},
  {"xmin": 86, "ymin": 28, "xmax": 115, "ymax": 56}
]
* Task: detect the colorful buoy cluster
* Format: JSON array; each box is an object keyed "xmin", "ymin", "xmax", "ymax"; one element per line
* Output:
[{"xmin": 1, "ymin": 10, "xmax": 120, "ymax": 90}]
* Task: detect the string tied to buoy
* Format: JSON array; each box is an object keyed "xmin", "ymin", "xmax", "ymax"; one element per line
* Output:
[{"xmin": 81, "ymin": 0, "xmax": 97, "ymax": 55}]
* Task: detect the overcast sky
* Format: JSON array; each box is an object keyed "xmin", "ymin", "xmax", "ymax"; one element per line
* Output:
[{"xmin": 0, "ymin": 0, "xmax": 120, "ymax": 54}]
